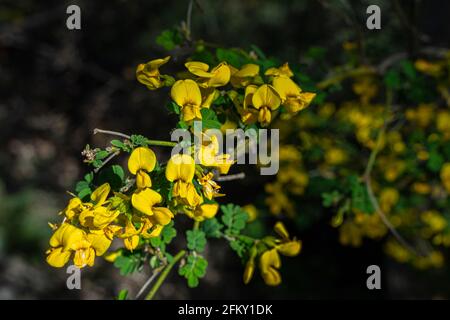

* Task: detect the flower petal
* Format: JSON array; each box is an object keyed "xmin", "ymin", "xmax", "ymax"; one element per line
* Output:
[{"xmin": 128, "ymin": 147, "xmax": 156, "ymax": 175}]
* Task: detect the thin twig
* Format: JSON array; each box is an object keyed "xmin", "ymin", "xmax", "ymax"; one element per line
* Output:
[
  {"xmin": 362, "ymin": 89, "xmax": 424, "ymax": 257},
  {"xmin": 93, "ymin": 128, "xmax": 131, "ymax": 139},
  {"xmin": 135, "ymin": 266, "xmax": 165, "ymax": 300},
  {"xmin": 216, "ymin": 172, "xmax": 246, "ymax": 181},
  {"xmin": 94, "ymin": 151, "xmax": 120, "ymax": 173},
  {"xmin": 364, "ymin": 174, "xmax": 421, "ymax": 256},
  {"xmin": 186, "ymin": 0, "xmax": 194, "ymax": 41}
]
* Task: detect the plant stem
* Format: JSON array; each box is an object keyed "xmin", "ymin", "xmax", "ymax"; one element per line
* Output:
[
  {"xmin": 146, "ymin": 139, "xmax": 177, "ymax": 147},
  {"xmin": 94, "ymin": 150, "xmax": 120, "ymax": 173},
  {"xmin": 145, "ymin": 250, "xmax": 186, "ymax": 300},
  {"xmin": 193, "ymin": 221, "xmax": 200, "ymax": 230},
  {"xmin": 93, "ymin": 128, "xmax": 177, "ymax": 147},
  {"xmin": 362, "ymin": 88, "xmax": 423, "ymax": 257},
  {"xmin": 93, "ymin": 128, "xmax": 131, "ymax": 139}
]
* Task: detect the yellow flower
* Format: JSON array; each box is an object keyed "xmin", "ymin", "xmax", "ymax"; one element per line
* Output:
[
  {"xmin": 272, "ymin": 77, "xmax": 315, "ymax": 114},
  {"xmin": 185, "ymin": 61, "xmax": 231, "ymax": 88},
  {"xmin": 198, "ymin": 172, "xmax": 223, "ymax": 200},
  {"xmin": 265, "ymin": 62, "xmax": 294, "ymax": 78},
  {"xmin": 339, "ymin": 221, "xmax": 363, "ymax": 247},
  {"xmin": 46, "ymin": 223, "xmax": 95, "ymax": 268},
  {"xmin": 230, "ymin": 64, "xmax": 260, "ymax": 88},
  {"xmin": 243, "ymin": 259, "xmax": 255, "ymax": 284},
  {"xmin": 441, "ymin": 163, "xmax": 450, "ymax": 193},
  {"xmin": 259, "ymin": 249, "xmax": 282, "ymax": 286},
  {"xmin": 61, "ymin": 197, "xmax": 85, "ymax": 220},
  {"xmin": 131, "ymin": 188, "xmax": 162, "ymax": 215},
  {"xmin": 166, "ymin": 154, "xmax": 202, "ymax": 206},
  {"xmin": 250, "ymin": 84, "xmax": 281, "ymax": 126},
  {"xmin": 379, "ymin": 188, "xmax": 399, "ymax": 213},
  {"xmin": 128, "ymin": 147, "xmax": 157, "ymax": 189},
  {"xmin": 242, "ymin": 204, "xmax": 258, "ymax": 222},
  {"xmin": 273, "ymin": 222, "xmax": 302, "ymax": 256},
  {"xmin": 186, "ymin": 202, "xmax": 219, "ymax": 221},
  {"xmin": 78, "ymin": 183, "xmax": 120, "ymax": 229},
  {"xmin": 324, "ymin": 147, "xmax": 347, "ymax": 165},
  {"xmin": 197, "ymin": 134, "xmax": 234, "ymax": 174},
  {"xmin": 415, "ymin": 59, "xmax": 443, "ymax": 77},
  {"xmin": 171, "ymin": 79, "xmax": 203, "ymax": 122},
  {"xmin": 136, "ymin": 56, "xmax": 171, "ymax": 90},
  {"xmin": 421, "ymin": 210, "xmax": 447, "ymax": 233},
  {"xmin": 243, "ymin": 246, "xmax": 257, "ymax": 284},
  {"xmin": 412, "ymin": 182, "xmax": 431, "ymax": 195}
]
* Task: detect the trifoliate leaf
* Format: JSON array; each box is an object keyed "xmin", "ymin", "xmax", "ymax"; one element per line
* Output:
[
  {"xmin": 186, "ymin": 229, "xmax": 207, "ymax": 252},
  {"xmin": 221, "ymin": 204, "xmax": 249, "ymax": 235},
  {"xmin": 201, "ymin": 218, "xmax": 223, "ymax": 238},
  {"xmin": 178, "ymin": 254, "xmax": 208, "ymax": 288}
]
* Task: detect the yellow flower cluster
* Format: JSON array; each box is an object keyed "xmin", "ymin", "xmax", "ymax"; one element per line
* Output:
[
  {"xmin": 137, "ymin": 57, "xmax": 315, "ymax": 127},
  {"xmin": 47, "ymin": 145, "xmax": 224, "ymax": 268},
  {"xmin": 243, "ymin": 222, "xmax": 301, "ymax": 286}
]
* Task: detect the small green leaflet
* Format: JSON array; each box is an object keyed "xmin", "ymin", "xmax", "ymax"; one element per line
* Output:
[
  {"xmin": 221, "ymin": 204, "xmax": 249, "ymax": 235},
  {"xmin": 186, "ymin": 229, "xmax": 207, "ymax": 252},
  {"xmin": 178, "ymin": 253, "xmax": 208, "ymax": 288},
  {"xmin": 201, "ymin": 108, "xmax": 222, "ymax": 129},
  {"xmin": 113, "ymin": 252, "xmax": 143, "ymax": 276},
  {"xmin": 201, "ymin": 218, "xmax": 223, "ymax": 238}
]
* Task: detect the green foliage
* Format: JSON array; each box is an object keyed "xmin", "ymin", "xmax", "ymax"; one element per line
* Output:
[
  {"xmin": 117, "ymin": 289, "xmax": 128, "ymax": 300},
  {"xmin": 98, "ymin": 165, "xmax": 125, "ymax": 191},
  {"xmin": 229, "ymin": 237, "xmax": 253, "ymax": 259},
  {"xmin": 186, "ymin": 229, "xmax": 207, "ymax": 252},
  {"xmin": 348, "ymin": 175, "xmax": 374, "ymax": 214},
  {"xmin": 178, "ymin": 253, "xmax": 208, "ymax": 288},
  {"xmin": 201, "ymin": 218, "xmax": 223, "ymax": 238},
  {"xmin": 221, "ymin": 204, "xmax": 249, "ymax": 235},
  {"xmin": 321, "ymin": 190, "xmax": 342, "ymax": 207},
  {"xmin": 200, "ymin": 108, "xmax": 222, "ymax": 129},
  {"xmin": 114, "ymin": 252, "xmax": 144, "ymax": 276},
  {"xmin": 167, "ymin": 101, "xmax": 181, "ymax": 115},
  {"xmin": 156, "ymin": 29, "xmax": 183, "ymax": 50}
]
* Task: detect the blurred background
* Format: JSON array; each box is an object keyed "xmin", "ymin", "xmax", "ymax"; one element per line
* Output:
[{"xmin": 0, "ymin": 0, "xmax": 449, "ymax": 299}]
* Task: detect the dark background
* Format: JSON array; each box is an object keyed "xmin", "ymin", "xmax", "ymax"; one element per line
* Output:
[{"xmin": 0, "ymin": 0, "xmax": 449, "ymax": 299}]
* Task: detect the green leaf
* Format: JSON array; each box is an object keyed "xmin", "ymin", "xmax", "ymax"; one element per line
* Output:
[
  {"xmin": 186, "ymin": 229, "xmax": 207, "ymax": 252},
  {"xmin": 117, "ymin": 289, "xmax": 128, "ymax": 300},
  {"xmin": 130, "ymin": 135, "xmax": 148, "ymax": 147},
  {"xmin": 401, "ymin": 60, "xmax": 416, "ymax": 79},
  {"xmin": 75, "ymin": 180, "xmax": 90, "ymax": 193},
  {"xmin": 111, "ymin": 139, "xmax": 127, "ymax": 150},
  {"xmin": 161, "ymin": 221, "xmax": 177, "ymax": 244},
  {"xmin": 84, "ymin": 172, "xmax": 94, "ymax": 183},
  {"xmin": 178, "ymin": 254, "xmax": 208, "ymax": 288},
  {"xmin": 177, "ymin": 121, "xmax": 189, "ymax": 129},
  {"xmin": 201, "ymin": 218, "xmax": 223, "ymax": 238},
  {"xmin": 156, "ymin": 29, "xmax": 182, "ymax": 51},
  {"xmin": 321, "ymin": 190, "xmax": 341, "ymax": 207},
  {"xmin": 427, "ymin": 149, "xmax": 444, "ymax": 172},
  {"xmin": 348, "ymin": 175, "xmax": 374, "ymax": 214},
  {"xmin": 201, "ymin": 108, "xmax": 222, "ymax": 129},
  {"xmin": 95, "ymin": 150, "xmax": 109, "ymax": 160},
  {"xmin": 216, "ymin": 48, "xmax": 247, "ymax": 68},
  {"xmin": 221, "ymin": 204, "xmax": 249, "ymax": 235},
  {"xmin": 114, "ymin": 253, "xmax": 143, "ymax": 276},
  {"xmin": 384, "ymin": 70, "xmax": 401, "ymax": 89},
  {"xmin": 97, "ymin": 165, "xmax": 125, "ymax": 191},
  {"xmin": 229, "ymin": 238, "xmax": 253, "ymax": 259},
  {"xmin": 77, "ymin": 188, "xmax": 91, "ymax": 200},
  {"xmin": 167, "ymin": 101, "xmax": 181, "ymax": 115}
]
